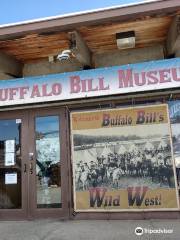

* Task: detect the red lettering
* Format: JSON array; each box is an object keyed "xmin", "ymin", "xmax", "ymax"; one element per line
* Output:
[
  {"xmin": 134, "ymin": 72, "xmax": 146, "ymax": 86},
  {"xmin": 118, "ymin": 69, "xmax": 133, "ymax": 88},
  {"xmin": 159, "ymin": 69, "xmax": 171, "ymax": 83},
  {"xmin": 42, "ymin": 84, "xmax": 52, "ymax": 97},
  {"xmin": 146, "ymin": 71, "xmax": 158, "ymax": 84},
  {"xmin": 52, "ymin": 83, "xmax": 62, "ymax": 95},
  {"xmin": 87, "ymin": 79, "xmax": 98, "ymax": 92},
  {"xmin": 70, "ymin": 76, "xmax": 81, "ymax": 93},
  {"xmin": 102, "ymin": 113, "xmax": 110, "ymax": 126},
  {"xmin": 9, "ymin": 87, "xmax": 19, "ymax": 100},
  {"xmin": 128, "ymin": 187, "xmax": 148, "ymax": 206},
  {"xmin": 172, "ymin": 68, "xmax": 180, "ymax": 81},
  {"xmin": 19, "ymin": 86, "xmax": 29, "ymax": 99},
  {"xmin": 81, "ymin": 80, "xmax": 87, "ymax": 92},
  {"xmin": 31, "ymin": 85, "xmax": 41, "ymax": 98},
  {"xmin": 99, "ymin": 77, "xmax": 109, "ymax": 90},
  {"xmin": 0, "ymin": 89, "xmax": 8, "ymax": 101}
]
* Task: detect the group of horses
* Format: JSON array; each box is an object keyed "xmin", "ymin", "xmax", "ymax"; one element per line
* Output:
[{"xmin": 75, "ymin": 146, "xmax": 175, "ymax": 190}]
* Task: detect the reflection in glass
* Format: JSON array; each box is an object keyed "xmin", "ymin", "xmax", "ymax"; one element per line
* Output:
[
  {"xmin": 35, "ymin": 116, "xmax": 61, "ymax": 208},
  {"xmin": 0, "ymin": 119, "xmax": 21, "ymax": 209}
]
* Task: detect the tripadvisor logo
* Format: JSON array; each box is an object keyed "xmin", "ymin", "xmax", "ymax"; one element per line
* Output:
[
  {"xmin": 135, "ymin": 227, "xmax": 143, "ymax": 236},
  {"xmin": 135, "ymin": 227, "xmax": 173, "ymax": 236}
]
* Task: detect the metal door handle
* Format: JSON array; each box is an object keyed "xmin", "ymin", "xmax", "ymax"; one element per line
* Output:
[
  {"xmin": 30, "ymin": 162, "xmax": 33, "ymax": 174},
  {"xmin": 29, "ymin": 152, "xmax": 34, "ymax": 161}
]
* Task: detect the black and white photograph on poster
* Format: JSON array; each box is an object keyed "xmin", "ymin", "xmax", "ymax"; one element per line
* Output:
[
  {"xmin": 73, "ymin": 121, "xmax": 175, "ymax": 191},
  {"xmin": 168, "ymin": 100, "xmax": 180, "ymax": 191}
]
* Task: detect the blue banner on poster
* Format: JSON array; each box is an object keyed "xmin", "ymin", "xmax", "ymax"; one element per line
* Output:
[
  {"xmin": 168, "ymin": 100, "xmax": 180, "ymax": 122},
  {"xmin": 168, "ymin": 100, "xmax": 180, "ymax": 168},
  {"xmin": 0, "ymin": 57, "xmax": 179, "ymax": 107}
]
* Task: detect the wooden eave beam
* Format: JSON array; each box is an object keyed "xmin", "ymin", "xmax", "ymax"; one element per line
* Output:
[{"xmin": 0, "ymin": 0, "xmax": 179, "ymax": 41}]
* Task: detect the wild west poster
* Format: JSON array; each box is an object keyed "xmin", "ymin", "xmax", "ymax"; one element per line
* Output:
[{"xmin": 71, "ymin": 104, "xmax": 179, "ymax": 211}]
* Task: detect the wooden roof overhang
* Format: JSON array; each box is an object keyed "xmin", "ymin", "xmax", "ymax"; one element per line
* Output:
[{"xmin": 0, "ymin": 0, "xmax": 179, "ymax": 63}]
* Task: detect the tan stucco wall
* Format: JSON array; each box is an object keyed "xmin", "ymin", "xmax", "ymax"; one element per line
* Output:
[
  {"xmin": 94, "ymin": 45, "xmax": 164, "ymax": 68},
  {"xmin": 23, "ymin": 59, "xmax": 83, "ymax": 77},
  {"xmin": 23, "ymin": 45, "xmax": 164, "ymax": 77}
]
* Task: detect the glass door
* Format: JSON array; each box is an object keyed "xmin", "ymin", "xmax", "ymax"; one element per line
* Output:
[
  {"xmin": 0, "ymin": 111, "xmax": 28, "ymax": 219},
  {"xmin": 28, "ymin": 107, "xmax": 69, "ymax": 218},
  {"xmin": 35, "ymin": 115, "xmax": 61, "ymax": 209}
]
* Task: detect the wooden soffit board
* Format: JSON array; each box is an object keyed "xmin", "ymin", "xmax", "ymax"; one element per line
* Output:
[{"xmin": 0, "ymin": 14, "xmax": 178, "ymax": 63}]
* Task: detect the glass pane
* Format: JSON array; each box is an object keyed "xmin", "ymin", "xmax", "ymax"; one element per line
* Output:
[
  {"xmin": 35, "ymin": 116, "xmax": 61, "ymax": 208},
  {"xmin": 0, "ymin": 119, "xmax": 22, "ymax": 209}
]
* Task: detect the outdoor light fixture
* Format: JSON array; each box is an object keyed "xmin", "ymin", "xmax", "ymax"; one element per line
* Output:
[
  {"xmin": 116, "ymin": 31, "xmax": 135, "ymax": 50},
  {"xmin": 57, "ymin": 49, "xmax": 72, "ymax": 61}
]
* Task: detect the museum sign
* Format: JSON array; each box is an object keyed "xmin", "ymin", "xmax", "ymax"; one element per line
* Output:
[{"xmin": 0, "ymin": 58, "xmax": 179, "ymax": 107}]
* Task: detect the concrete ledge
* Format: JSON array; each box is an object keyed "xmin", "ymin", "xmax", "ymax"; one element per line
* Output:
[{"xmin": 0, "ymin": 219, "xmax": 180, "ymax": 240}]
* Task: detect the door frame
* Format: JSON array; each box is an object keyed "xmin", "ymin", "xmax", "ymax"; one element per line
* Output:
[
  {"xmin": 28, "ymin": 106, "xmax": 70, "ymax": 219},
  {"xmin": 0, "ymin": 110, "xmax": 29, "ymax": 220}
]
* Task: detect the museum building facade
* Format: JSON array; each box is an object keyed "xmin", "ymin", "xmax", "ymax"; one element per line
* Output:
[{"xmin": 0, "ymin": 0, "xmax": 180, "ymax": 220}]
